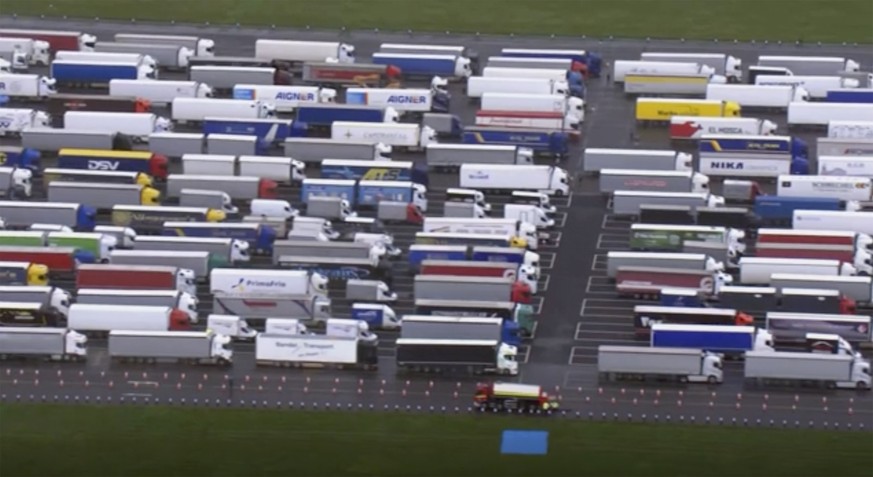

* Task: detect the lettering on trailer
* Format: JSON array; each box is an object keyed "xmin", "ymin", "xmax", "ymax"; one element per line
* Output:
[
  {"xmin": 299, "ymin": 266, "xmax": 370, "ymax": 280},
  {"xmin": 87, "ymin": 160, "xmax": 120, "ymax": 170},
  {"xmin": 710, "ymin": 162, "xmax": 744, "ymax": 170},
  {"xmin": 0, "ymin": 120, "xmax": 12, "ymax": 129},
  {"xmin": 467, "ymin": 171, "xmax": 490, "ymax": 180},
  {"xmin": 639, "ymin": 316, "xmax": 662, "ymax": 328},
  {"xmin": 708, "ymin": 127, "xmax": 745, "ymax": 134},
  {"xmin": 276, "ymin": 91, "xmax": 316, "ymax": 101},
  {"xmin": 623, "ymin": 179, "xmax": 669, "ymax": 187},
  {"xmin": 230, "ymin": 278, "xmax": 288, "ymax": 292},
  {"xmin": 387, "ymin": 95, "xmax": 427, "ymax": 104},
  {"xmin": 0, "ymin": 152, "xmax": 8, "ymax": 166},
  {"xmin": 808, "ymin": 181, "xmax": 870, "ymax": 190}
]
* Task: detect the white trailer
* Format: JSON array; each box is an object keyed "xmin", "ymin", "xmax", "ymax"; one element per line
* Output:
[
  {"xmin": 739, "ymin": 258, "xmax": 855, "ymax": 285},
  {"xmin": 466, "ymin": 77, "xmax": 569, "ymax": 98},
  {"xmin": 67, "ymin": 304, "xmax": 190, "ymax": 333},
  {"xmin": 76, "ymin": 288, "xmax": 198, "ymax": 322},
  {"xmin": 63, "ymin": 111, "xmax": 171, "ymax": 142},
  {"xmin": 423, "ymin": 217, "xmax": 538, "ymax": 249},
  {"xmin": 114, "ymin": 33, "xmax": 215, "ymax": 57},
  {"xmin": 255, "ymin": 39, "xmax": 355, "ymax": 63},
  {"xmin": 482, "ymin": 66, "xmax": 570, "ymax": 82},
  {"xmin": 706, "ymin": 84, "xmax": 809, "ymax": 109},
  {"xmin": 817, "ymin": 155, "xmax": 873, "ymax": 177},
  {"xmin": 816, "ymin": 137, "xmax": 873, "ymax": 156},
  {"xmin": 345, "ymin": 87, "xmax": 442, "ymax": 114},
  {"xmin": 255, "ymin": 334, "xmax": 376, "ymax": 368},
  {"xmin": 108, "ymin": 330, "xmax": 232, "ymax": 365},
  {"xmin": 776, "ymin": 175, "xmax": 872, "ymax": 201},
  {"xmin": 330, "ymin": 122, "xmax": 437, "ymax": 150},
  {"xmin": 597, "ymin": 346, "xmax": 723, "ymax": 383},
  {"xmin": 480, "ymin": 93, "xmax": 584, "ymax": 122},
  {"xmin": 0, "ymin": 327, "xmax": 86, "ymax": 361},
  {"xmin": 755, "ymin": 75, "xmax": 858, "ymax": 99},
  {"xmin": 209, "ymin": 268, "xmax": 328, "ymax": 297},
  {"xmin": 54, "ymin": 50, "xmax": 157, "ymax": 70},
  {"xmin": 0, "ymin": 73, "xmax": 56, "ymax": 98},
  {"xmin": 109, "ymin": 79, "xmax": 213, "ymax": 104},
  {"xmin": 793, "ymin": 210, "xmax": 873, "ymax": 236},
  {"xmin": 232, "ymin": 84, "xmax": 336, "ymax": 112},
  {"xmin": 612, "ymin": 60, "xmax": 715, "ymax": 82},
  {"xmin": 0, "ymin": 109, "xmax": 50, "ymax": 136},
  {"xmin": 583, "ymin": 148, "xmax": 692, "ymax": 173},
  {"xmin": 171, "ymin": 98, "xmax": 275, "ymax": 124},
  {"xmin": 744, "ymin": 351, "xmax": 870, "ymax": 390},
  {"xmin": 789, "ymin": 103, "xmax": 873, "ymax": 128},
  {"xmin": 669, "ymin": 116, "xmax": 777, "ymax": 140},
  {"xmin": 624, "ymin": 72, "xmax": 726, "ymax": 96},
  {"xmin": 757, "ymin": 56, "xmax": 861, "ymax": 75},
  {"xmin": 640, "ymin": 52, "xmax": 742, "ymax": 82},
  {"xmin": 828, "ymin": 121, "xmax": 873, "ymax": 140},
  {"xmin": 459, "ymin": 163, "xmax": 570, "ymax": 196},
  {"xmin": 94, "ymin": 42, "xmax": 193, "ymax": 69}
]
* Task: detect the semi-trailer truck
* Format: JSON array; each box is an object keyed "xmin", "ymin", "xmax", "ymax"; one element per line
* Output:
[
  {"xmin": 597, "ymin": 346, "xmax": 723, "ymax": 384},
  {"xmin": 0, "ymin": 327, "xmax": 86, "ymax": 361},
  {"xmin": 744, "ymin": 351, "xmax": 870, "ymax": 390},
  {"xmin": 108, "ymin": 330, "xmax": 232, "ymax": 365},
  {"xmin": 395, "ymin": 338, "xmax": 518, "ymax": 375}
]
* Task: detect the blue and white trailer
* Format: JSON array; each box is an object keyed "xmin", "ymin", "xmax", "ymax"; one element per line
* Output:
[
  {"xmin": 300, "ymin": 178, "xmax": 357, "ymax": 207},
  {"xmin": 346, "ymin": 87, "xmax": 450, "ymax": 114},
  {"xmin": 0, "ymin": 201, "xmax": 96, "ymax": 231},
  {"xmin": 753, "ymin": 195, "xmax": 855, "ymax": 225},
  {"xmin": 462, "ymin": 127, "xmax": 569, "ymax": 158},
  {"xmin": 50, "ymin": 60, "xmax": 154, "ymax": 86},
  {"xmin": 350, "ymin": 303, "xmax": 399, "ymax": 329},
  {"xmin": 825, "ymin": 88, "xmax": 873, "ymax": 104},
  {"xmin": 356, "ymin": 180, "xmax": 428, "ymax": 212},
  {"xmin": 371, "ymin": 52, "xmax": 472, "ymax": 79},
  {"xmin": 651, "ymin": 323, "xmax": 774, "ymax": 355},
  {"xmin": 698, "ymin": 134, "xmax": 810, "ymax": 178},
  {"xmin": 294, "ymin": 104, "xmax": 399, "ymax": 133},
  {"xmin": 232, "ymin": 84, "xmax": 336, "ymax": 113},
  {"xmin": 408, "ymin": 244, "xmax": 539, "ymax": 274},
  {"xmin": 202, "ymin": 117, "xmax": 299, "ymax": 147},
  {"xmin": 162, "ymin": 221, "xmax": 276, "ymax": 255},
  {"xmin": 321, "ymin": 159, "xmax": 428, "ymax": 186}
]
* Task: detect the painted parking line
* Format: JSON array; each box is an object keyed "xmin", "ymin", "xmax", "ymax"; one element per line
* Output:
[
  {"xmin": 518, "ymin": 345, "xmax": 531, "ymax": 364},
  {"xmin": 539, "ymin": 274, "xmax": 551, "ymax": 293},
  {"xmin": 601, "ymin": 214, "xmax": 634, "ymax": 232},
  {"xmin": 577, "ymin": 317, "xmax": 632, "ymax": 326},
  {"xmin": 526, "ymin": 321, "xmax": 538, "ymax": 341},
  {"xmin": 569, "ymin": 346, "xmax": 596, "ymax": 366},
  {"xmin": 531, "ymin": 296, "xmax": 545, "ymax": 315},
  {"xmin": 596, "ymin": 233, "xmax": 629, "ymax": 250},
  {"xmin": 579, "ymin": 298, "xmax": 642, "ymax": 316},
  {"xmin": 585, "ymin": 276, "xmax": 615, "ymax": 295},
  {"xmin": 554, "ymin": 211, "xmax": 569, "ymax": 228},
  {"xmin": 539, "ymin": 252, "xmax": 556, "ymax": 270},
  {"xmin": 590, "ymin": 253, "xmax": 608, "ymax": 273},
  {"xmin": 574, "ymin": 322, "xmax": 635, "ymax": 340},
  {"xmin": 537, "ymin": 231, "xmax": 562, "ymax": 249}
]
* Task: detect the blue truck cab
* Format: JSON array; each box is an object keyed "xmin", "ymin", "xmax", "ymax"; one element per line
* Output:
[
  {"xmin": 463, "ymin": 127, "xmax": 569, "ymax": 158},
  {"xmin": 0, "ymin": 146, "xmax": 40, "ymax": 175},
  {"xmin": 825, "ymin": 88, "xmax": 873, "ymax": 104},
  {"xmin": 500, "ymin": 47, "xmax": 602, "ymax": 78},
  {"xmin": 651, "ymin": 323, "xmax": 774, "ymax": 356},
  {"xmin": 202, "ymin": 117, "xmax": 299, "ymax": 147},
  {"xmin": 162, "ymin": 221, "xmax": 276, "ymax": 254},
  {"xmin": 350, "ymin": 303, "xmax": 400, "ymax": 329},
  {"xmin": 321, "ymin": 159, "xmax": 428, "ymax": 186},
  {"xmin": 356, "ymin": 180, "xmax": 428, "ymax": 211},
  {"xmin": 301, "ymin": 178, "xmax": 357, "ymax": 207},
  {"xmin": 753, "ymin": 195, "xmax": 847, "ymax": 224}
]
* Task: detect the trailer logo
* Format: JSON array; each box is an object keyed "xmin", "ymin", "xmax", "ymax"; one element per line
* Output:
[
  {"xmin": 275, "ymin": 91, "xmax": 316, "ymax": 101},
  {"xmin": 387, "ymin": 95, "xmax": 427, "ymax": 104},
  {"xmin": 230, "ymin": 278, "xmax": 288, "ymax": 292},
  {"xmin": 0, "ymin": 119, "xmax": 12, "ymax": 129},
  {"xmin": 709, "ymin": 161, "xmax": 744, "ymax": 170},
  {"xmin": 87, "ymin": 160, "xmax": 120, "ymax": 170}
]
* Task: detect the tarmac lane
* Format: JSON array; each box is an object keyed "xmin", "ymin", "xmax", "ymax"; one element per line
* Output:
[{"xmin": 0, "ymin": 17, "xmax": 871, "ymax": 425}]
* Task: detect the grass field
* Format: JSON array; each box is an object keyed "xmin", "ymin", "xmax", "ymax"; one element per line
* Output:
[
  {"xmin": 1, "ymin": 405, "xmax": 871, "ymax": 477},
  {"xmin": 4, "ymin": 0, "xmax": 871, "ymax": 43}
]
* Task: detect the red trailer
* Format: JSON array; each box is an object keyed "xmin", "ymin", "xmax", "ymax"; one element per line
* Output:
[
  {"xmin": 302, "ymin": 62, "xmax": 402, "ymax": 87},
  {"xmin": 419, "ymin": 259, "xmax": 519, "ymax": 280},
  {"xmin": 76, "ymin": 264, "xmax": 182, "ymax": 290},
  {"xmin": 0, "ymin": 28, "xmax": 95, "ymax": 52},
  {"xmin": 0, "ymin": 247, "xmax": 88, "ymax": 274},
  {"xmin": 615, "ymin": 266, "xmax": 729, "ymax": 299},
  {"xmin": 757, "ymin": 229, "xmax": 860, "ymax": 247},
  {"xmin": 754, "ymin": 243, "xmax": 857, "ymax": 263}
]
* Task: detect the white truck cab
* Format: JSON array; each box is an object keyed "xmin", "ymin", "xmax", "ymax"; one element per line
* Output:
[
  {"xmin": 327, "ymin": 318, "xmax": 378, "ymax": 343},
  {"xmin": 431, "ymin": 76, "xmax": 449, "ymax": 95},
  {"xmin": 510, "ymin": 191, "xmax": 556, "ymax": 215},
  {"xmin": 354, "ymin": 232, "xmax": 401, "ymax": 258},
  {"xmin": 207, "ymin": 314, "xmax": 257, "ymax": 340},
  {"xmin": 94, "ymin": 225, "xmax": 137, "ymax": 248},
  {"xmin": 65, "ymin": 330, "xmax": 88, "ymax": 357},
  {"xmin": 806, "ymin": 332, "xmax": 861, "ymax": 358},
  {"xmin": 228, "ymin": 239, "xmax": 251, "ymax": 263},
  {"xmin": 250, "ymin": 199, "xmax": 298, "ymax": 219},
  {"xmin": 49, "ymin": 287, "xmax": 73, "ymax": 316},
  {"xmin": 497, "ymin": 343, "xmax": 519, "ymax": 375},
  {"xmin": 208, "ymin": 332, "xmax": 234, "ymax": 363},
  {"xmin": 177, "ymin": 268, "xmax": 197, "ymax": 296},
  {"xmin": 504, "ymin": 203, "xmax": 555, "ymax": 229},
  {"xmin": 446, "ymin": 188, "xmax": 492, "ymax": 213}
]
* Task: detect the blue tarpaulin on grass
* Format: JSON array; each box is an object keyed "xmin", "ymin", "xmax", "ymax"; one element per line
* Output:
[{"xmin": 500, "ymin": 430, "xmax": 549, "ymax": 455}]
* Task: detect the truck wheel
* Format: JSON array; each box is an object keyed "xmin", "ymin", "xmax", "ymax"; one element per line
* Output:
[
  {"xmin": 707, "ymin": 375, "xmax": 718, "ymax": 384},
  {"xmin": 858, "ymin": 381, "xmax": 870, "ymax": 390}
]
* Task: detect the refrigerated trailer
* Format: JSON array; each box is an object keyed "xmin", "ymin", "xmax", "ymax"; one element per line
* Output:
[
  {"xmin": 597, "ymin": 346, "xmax": 723, "ymax": 384},
  {"xmin": 255, "ymin": 334, "xmax": 377, "ymax": 369},
  {"xmin": 395, "ymin": 338, "xmax": 518, "ymax": 375},
  {"xmin": 108, "ymin": 330, "xmax": 231, "ymax": 365},
  {"xmin": 0, "ymin": 327, "xmax": 86, "ymax": 361},
  {"xmin": 744, "ymin": 351, "xmax": 870, "ymax": 390}
]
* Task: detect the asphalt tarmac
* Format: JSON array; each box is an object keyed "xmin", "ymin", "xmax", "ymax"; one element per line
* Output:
[{"xmin": 0, "ymin": 17, "xmax": 871, "ymax": 429}]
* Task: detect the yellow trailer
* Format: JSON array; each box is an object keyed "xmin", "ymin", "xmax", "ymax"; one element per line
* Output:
[{"xmin": 635, "ymin": 98, "xmax": 741, "ymax": 122}]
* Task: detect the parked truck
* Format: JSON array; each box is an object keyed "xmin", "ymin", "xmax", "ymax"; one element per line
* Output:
[
  {"xmin": 95, "ymin": 42, "xmax": 193, "ymax": 70},
  {"xmin": 771, "ymin": 274, "xmax": 873, "ymax": 306},
  {"xmin": 0, "ymin": 327, "xmax": 86, "ymax": 361},
  {"xmin": 607, "ymin": 251, "xmax": 723, "ymax": 279},
  {"xmin": 697, "ymin": 134, "xmax": 809, "ymax": 178},
  {"xmin": 255, "ymin": 39, "xmax": 355, "ymax": 64},
  {"xmin": 669, "ymin": 116, "xmax": 777, "ymax": 141},
  {"xmin": 51, "ymin": 60, "xmax": 155, "ymax": 87},
  {"xmin": 583, "ymin": 148, "xmax": 692, "ymax": 174},
  {"xmin": 793, "ymin": 210, "xmax": 873, "ymax": 236},
  {"xmin": 459, "ymin": 164, "xmax": 569, "ymax": 196},
  {"xmin": 67, "ymin": 304, "xmax": 190, "ymax": 333},
  {"xmin": 76, "ymin": 288, "xmax": 198, "ymax": 323},
  {"xmin": 114, "ymin": 33, "xmax": 214, "ymax": 57},
  {"xmin": 765, "ymin": 312, "xmax": 871, "ymax": 346},
  {"xmin": 401, "ymin": 315, "xmax": 521, "ymax": 347},
  {"xmin": 372, "ymin": 52, "xmax": 471, "ymax": 79},
  {"xmin": 212, "ymin": 292, "xmax": 331, "ymax": 324},
  {"xmin": 757, "ymin": 56, "xmax": 860, "ymax": 75},
  {"xmin": 301, "ymin": 62, "xmax": 401, "ymax": 88},
  {"xmin": 284, "ymin": 138, "xmax": 390, "ymax": 164},
  {"xmin": 0, "ymin": 285, "xmax": 71, "ymax": 315},
  {"xmin": 615, "ymin": 267, "xmax": 733, "ymax": 298},
  {"xmin": 255, "ymin": 333, "xmax": 377, "ymax": 369},
  {"xmin": 0, "ymin": 29, "xmax": 96, "ymax": 53},
  {"xmin": 414, "ymin": 275, "xmax": 531, "ymax": 304},
  {"xmin": 425, "ymin": 144, "xmax": 533, "ymax": 170},
  {"xmin": 76, "ymin": 264, "xmax": 196, "ymax": 295},
  {"xmin": 788, "ymin": 103, "xmax": 873, "ymax": 129},
  {"xmin": 396, "ymin": 338, "xmax": 517, "ymax": 375},
  {"xmin": 739, "ymin": 257, "xmax": 856, "ymax": 285},
  {"xmin": 331, "ymin": 122, "xmax": 436, "ymax": 151},
  {"xmin": 744, "ymin": 351, "xmax": 870, "ymax": 390},
  {"xmin": 597, "ymin": 346, "xmax": 723, "ymax": 384},
  {"xmin": 108, "ymin": 330, "xmax": 231, "ymax": 365},
  {"xmin": 633, "ymin": 305, "xmax": 753, "ymax": 337},
  {"xmin": 209, "ymin": 268, "xmax": 327, "ymax": 297}
]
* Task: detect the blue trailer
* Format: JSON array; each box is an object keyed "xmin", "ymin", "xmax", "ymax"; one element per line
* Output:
[
  {"xmin": 56, "ymin": 149, "xmax": 167, "ymax": 179},
  {"xmin": 408, "ymin": 244, "xmax": 535, "ymax": 270},
  {"xmin": 825, "ymin": 88, "xmax": 873, "ymax": 104},
  {"xmin": 0, "ymin": 146, "xmax": 40, "ymax": 174},
  {"xmin": 699, "ymin": 134, "xmax": 809, "ymax": 159},
  {"xmin": 471, "ymin": 246, "xmax": 535, "ymax": 267},
  {"xmin": 294, "ymin": 105, "xmax": 393, "ymax": 133},
  {"xmin": 50, "ymin": 61, "xmax": 147, "ymax": 85},
  {"xmin": 356, "ymin": 180, "xmax": 423, "ymax": 209},
  {"xmin": 351, "ymin": 303, "xmax": 398, "ymax": 329},
  {"xmin": 162, "ymin": 222, "xmax": 277, "ymax": 254},
  {"xmin": 659, "ymin": 288, "xmax": 706, "ymax": 307},
  {"xmin": 276, "ymin": 256, "xmax": 393, "ymax": 286},
  {"xmin": 300, "ymin": 178, "xmax": 357, "ymax": 207},
  {"xmin": 753, "ymin": 195, "xmax": 846, "ymax": 224},
  {"xmin": 650, "ymin": 323, "xmax": 773, "ymax": 355},
  {"xmin": 408, "ymin": 245, "xmax": 469, "ymax": 268},
  {"xmin": 500, "ymin": 48, "xmax": 603, "ymax": 78},
  {"xmin": 371, "ymin": 53, "xmax": 470, "ymax": 78},
  {"xmin": 462, "ymin": 127, "xmax": 569, "ymax": 158},
  {"xmin": 202, "ymin": 117, "xmax": 299, "ymax": 147},
  {"xmin": 321, "ymin": 159, "xmax": 428, "ymax": 186}
]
